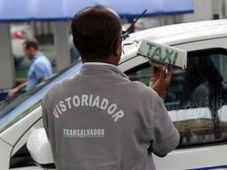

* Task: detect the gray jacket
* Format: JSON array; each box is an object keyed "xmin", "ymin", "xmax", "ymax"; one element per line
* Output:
[{"xmin": 42, "ymin": 62, "xmax": 179, "ymax": 170}]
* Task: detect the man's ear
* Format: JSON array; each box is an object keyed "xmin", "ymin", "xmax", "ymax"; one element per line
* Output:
[{"xmin": 113, "ymin": 39, "xmax": 122, "ymax": 57}]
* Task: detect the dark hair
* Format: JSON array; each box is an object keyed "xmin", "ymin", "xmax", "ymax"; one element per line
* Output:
[
  {"xmin": 71, "ymin": 5, "xmax": 122, "ymax": 58},
  {"xmin": 23, "ymin": 40, "xmax": 39, "ymax": 50}
]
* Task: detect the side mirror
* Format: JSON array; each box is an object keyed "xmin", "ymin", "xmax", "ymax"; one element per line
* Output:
[{"xmin": 26, "ymin": 128, "xmax": 54, "ymax": 166}]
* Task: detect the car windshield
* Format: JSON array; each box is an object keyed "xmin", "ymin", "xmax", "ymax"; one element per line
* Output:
[{"xmin": 0, "ymin": 61, "xmax": 82, "ymax": 132}]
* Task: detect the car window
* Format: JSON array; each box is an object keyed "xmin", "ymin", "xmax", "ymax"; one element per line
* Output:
[
  {"xmin": 0, "ymin": 62, "xmax": 82, "ymax": 133},
  {"xmin": 127, "ymin": 49, "xmax": 227, "ymax": 147}
]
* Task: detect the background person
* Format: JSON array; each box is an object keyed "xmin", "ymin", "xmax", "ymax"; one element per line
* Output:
[
  {"xmin": 42, "ymin": 5, "xmax": 179, "ymax": 170},
  {"xmin": 68, "ymin": 34, "xmax": 80, "ymax": 63},
  {"xmin": 8, "ymin": 40, "xmax": 52, "ymax": 97}
]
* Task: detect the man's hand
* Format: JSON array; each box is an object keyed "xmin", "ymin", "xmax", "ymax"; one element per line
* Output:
[
  {"xmin": 8, "ymin": 81, "xmax": 27, "ymax": 97},
  {"xmin": 8, "ymin": 88, "xmax": 19, "ymax": 97},
  {"xmin": 149, "ymin": 65, "xmax": 172, "ymax": 99}
]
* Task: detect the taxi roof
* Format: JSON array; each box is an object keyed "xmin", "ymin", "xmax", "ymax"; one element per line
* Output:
[
  {"xmin": 127, "ymin": 19, "xmax": 227, "ymax": 44},
  {"xmin": 121, "ymin": 19, "xmax": 227, "ymax": 62}
]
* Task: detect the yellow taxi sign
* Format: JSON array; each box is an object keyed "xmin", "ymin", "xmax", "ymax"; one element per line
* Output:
[{"xmin": 137, "ymin": 39, "xmax": 187, "ymax": 69}]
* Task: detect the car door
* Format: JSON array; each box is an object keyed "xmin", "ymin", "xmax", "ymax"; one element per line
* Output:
[
  {"xmin": 0, "ymin": 62, "xmax": 82, "ymax": 170},
  {"xmin": 124, "ymin": 38, "xmax": 227, "ymax": 169}
]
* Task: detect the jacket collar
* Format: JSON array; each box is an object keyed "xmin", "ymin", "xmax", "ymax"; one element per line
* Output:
[{"xmin": 79, "ymin": 62, "xmax": 128, "ymax": 79}]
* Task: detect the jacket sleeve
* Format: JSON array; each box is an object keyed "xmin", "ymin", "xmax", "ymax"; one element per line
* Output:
[{"xmin": 150, "ymin": 97, "xmax": 180, "ymax": 157}]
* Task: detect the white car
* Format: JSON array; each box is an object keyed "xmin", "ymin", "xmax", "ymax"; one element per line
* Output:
[{"xmin": 1, "ymin": 19, "xmax": 227, "ymax": 170}]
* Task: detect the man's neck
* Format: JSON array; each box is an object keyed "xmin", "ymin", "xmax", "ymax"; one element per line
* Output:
[
  {"xmin": 33, "ymin": 51, "xmax": 39, "ymax": 57},
  {"xmin": 30, "ymin": 51, "xmax": 40, "ymax": 61}
]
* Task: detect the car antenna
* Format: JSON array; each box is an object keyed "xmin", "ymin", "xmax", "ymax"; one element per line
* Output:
[{"xmin": 121, "ymin": 9, "xmax": 147, "ymax": 41}]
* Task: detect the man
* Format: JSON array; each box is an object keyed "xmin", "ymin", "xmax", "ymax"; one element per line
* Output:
[
  {"xmin": 8, "ymin": 40, "xmax": 52, "ymax": 97},
  {"xmin": 42, "ymin": 5, "xmax": 179, "ymax": 170}
]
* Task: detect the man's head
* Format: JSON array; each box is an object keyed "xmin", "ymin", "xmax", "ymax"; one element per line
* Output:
[
  {"xmin": 23, "ymin": 40, "xmax": 39, "ymax": 60},
  {"xmin": 71, "ymin": 5, "xmax": 122, "ymax": 65}
]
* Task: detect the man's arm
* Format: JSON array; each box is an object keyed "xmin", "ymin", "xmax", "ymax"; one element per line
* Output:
[
  {"xmin": 148, "ymin": 65, "xmax": 179, "ymax": 156},
  {"xmin": 150, "ymin": 98, "xmax": 180, "ymax": 157},
  {"xmin": 34, "ymin": 63, "xmax": 51, "ymax": 84},
  {"xmin": 8, "ymin": 81, "xmax": 27, "ymax": 97},
  {"xmin": 37, "ymin": 77, "xmax": 49, "ymax": 84}
]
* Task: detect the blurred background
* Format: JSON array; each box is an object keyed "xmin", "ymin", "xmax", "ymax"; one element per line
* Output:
[{"xmin": 0, "ymin": 0, "xmax": 227, "ymax": 100}]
